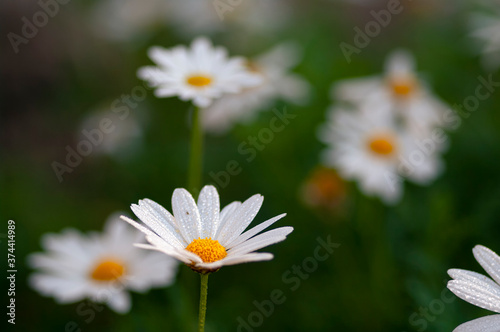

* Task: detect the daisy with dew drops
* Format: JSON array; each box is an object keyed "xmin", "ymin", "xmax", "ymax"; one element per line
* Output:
[
  {"xmin": 137, "ymin": 37, "xmax": 262, "ymax": 108},
  {"xmin": 447, "ymin": 245, "xmax": 500, "ymax": 332},
  {"xmin": 121, "ymin": 185, "xmax": 293, "ymax": 330},
  {"xmin": 28, "ymin": 213, "xmax": 178, "ymax": 313}
]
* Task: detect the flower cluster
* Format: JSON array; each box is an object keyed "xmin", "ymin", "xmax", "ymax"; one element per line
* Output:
[{"xmin": 319, "ymin": 50, "xmax": 451, "ymax": 204}]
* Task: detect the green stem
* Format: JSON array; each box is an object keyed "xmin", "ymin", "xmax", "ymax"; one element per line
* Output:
[
  {"xmin": 198, "ymin": 273, "xmax": 209, "ymax": 332},
  {"xmin": 188, "ymin": 106, "xmax": 203, "ymax": 196}
]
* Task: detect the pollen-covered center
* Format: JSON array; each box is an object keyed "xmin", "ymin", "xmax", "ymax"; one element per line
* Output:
[
  {"xmin": 368, "ymin": 136, "xmax": 395, "ymax": 156},
  {"xmin": 186, "ymin": 75, "xmax": 212, "ymax": 87},
  {"xmin": 90, "ymin": 260, "xmax": 125, "ymax": 281},
  {"xmin": 186, "ymin": 238, "xmax": 227, "ymax": 263}
]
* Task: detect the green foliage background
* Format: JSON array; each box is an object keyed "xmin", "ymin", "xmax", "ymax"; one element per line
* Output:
[{"xmin": 2, "ymin": 0, "xmax": 500, "ymax": 331}]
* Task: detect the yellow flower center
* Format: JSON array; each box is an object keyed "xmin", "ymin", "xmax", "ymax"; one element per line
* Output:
[
  {"xmin": 368, "ymin": 136, "xmax": 395, "ymax": 156},
  {"xmin": 185, "ymin": 238, "xmax": 227, "ymax": 263},
  {"xmin": 389, "ymin": 77, "xmax": 415, "ymax": 97},
  {"xmin": 311, "ymin": 168, "xmax": 345, "ymax": 201},
  {"xmin": 90, "ymin": 260, "xmax": 125, "ymax": 281},
  {"xmin": 186, "ymin": 75, "xmax": 212, "ymax": 87}
]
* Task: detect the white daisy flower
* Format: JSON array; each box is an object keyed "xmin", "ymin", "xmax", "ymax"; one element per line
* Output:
[
  {"xmin": 78, "ymin": 107, "xmax": 143, "ymax": 159},
  {"xmin": 202, "ymin": 42, "xmax": 310, "ymax": 133},
  {"xmin": 333, "ymin": 50, "xmax": 451, "ymax": 134},
  {"xmin": 319, "ymin": 105, "xmax": 444, "ymax": 204},
  {"xmin": 28, "ymin": 213, "xmax": 178, "ymax": 313},
  {"xmin": 447, "ymin": 245, "xmax": 500, "ymax": 332},
  {"xmin": 121, "ymin": 185, "xmax": 293, "ymax": 273},
  {"xmin": 137, "ymin": 37, "xmax": 262, "ymax": 108}
]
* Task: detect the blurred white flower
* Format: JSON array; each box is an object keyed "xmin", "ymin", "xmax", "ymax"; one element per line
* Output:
[
  {"xmin": 469, "ymin": 3, "xmax": 500, "ymax": 70},
  {"xmin": 202, "ymin": 42, "xmax": 310, "ymax": 133},
  {"xmin": 91, "ymin": 0, "xmax": 170, "ymax": 41},
  {"xmin": 333, "ymin": 50, "xmax": 451, "ymax": 135},
  {"xmin": 447, "ymin": 245, "xmax": 500, "ymax": 332},
  {"xmin": 28, "ymin": 213, "xmax": 178, "ymax": 313},
  {"xmin": 166, "ymin": 0, "xmax": 292, "ymax": 37},
  {"xmin": 319, "ymin": 105, "xmax": 444, "ymax": 204},
  {"xmin": 121, "ymin": 185, "xmax": 293, "ymax": 274},
  {"xmin": 78, "ymin": 108, "xmax": 143, "ymax": 159},
  {"xmin": 138, "ymin": 37, "xmax": 261, "ymax": 108}
]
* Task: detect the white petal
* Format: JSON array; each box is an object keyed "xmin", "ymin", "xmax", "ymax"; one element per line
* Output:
[
  {"xmin": 228, "ymin": 226, "xmax": 294, "ymax": 256},
  {"xmin": 148, "ymin": 46, "xmax": 175, "ymax": 69},
  {"xmin": 120, "ymin": 215, "xmax": 189, "ymax": 262},
  {"xmin": 447, "ymin": 269, "xmax": 500, "ymax": 313},
  {"xmin": 453, "ymin": 315, "xmax": 500, "ymax": 332},
  {"xmin": 217, "ymin": 194, "xmax": 263, "ymax": 246},
  {"xmin": 195, "ymin": 252, "xmax": 274, "ymax": 270},
  {"xmin": 197, "ymin": 185, "xmax": 220, "ymax": 238},
  {"xmin": 473, "ymin": 245, "xmax": 500, "ymax": 286},
  {"xmin": 225, "ymin": 213, "xmax": 287, "ymax": 250},
  {"xmin": 385, "ymin": 49, "xmax": 415, "ymax": 76},
  {"xmin": 29, "ymin": 274, "xmax": 89, "ymax": 303},
  {"xmin": 217, "ymin": 201, "xmax": 241, "ymax": 232},
  {"xmin": 120, "ymin": 215, "xmax": 160, "ymax": 241},
  {"xmin": 134, "ymin": 243, "xmax": 195, "ymax": 265},
  {"xmin": 171, "ymin": 188, "xmax": 202, "ymax": 241},
  {"xmin": 131, "ymin": 200, "xmax": 185, "ymax": 248},
  {"xmin": 106, "ymin": 291, "xmax": 131, "ymax": 314}
]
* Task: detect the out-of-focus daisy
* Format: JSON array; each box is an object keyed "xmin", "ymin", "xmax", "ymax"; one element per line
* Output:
[
  {"xmin": 202, "ymin": 42, "xmax": 310, "ymax": 133},
  {"xmin": 319, "ymin": 105, "xmax": 444, "ymax": 204},
  {"xmin": 28, "ymin": 213, "xmax": 178, "ymax": 313},
  {"xmin": 166, "ymin": 0, "xmax": 292, "ymax": 37},
  {"xmin": 469, "ymin": 2, "xmax": 500, "ymax": 70},
  {"xmin": 300, "ymin": 166, "xmax": 347, "ymax": 211},
  {"xmin": 447, "ymin": 245, "xmax": 500, "ymax": 331},
  {"xmin": 333, "ymin": 50, "xmax": 451, "ymax": 134},
  {"xmin": 137, "ymin": 37, "xmax": 261, "ymax": 108},
  {"xmin": 78, "ymin": 108, "xmax": 143, "ymax": 159},
  {"xmin": 91, "ymin": 0, "xmax": 169, "ymax": 41},
  {"xmin": 121, "ymin": 185, "xmax": 293, "ymax": 273}
]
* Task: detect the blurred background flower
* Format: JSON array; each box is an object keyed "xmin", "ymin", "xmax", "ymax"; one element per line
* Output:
[
  {"xmin": 469, "ymin": 0, "xmax": 500, "ymax": 71},
  {"xmin": 28, "ymin": 213, "xmax": 178, "ymax": 313},
  {"xmin": 203, "ymin": 42, "xmax": 310, "ymax": 133}
]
